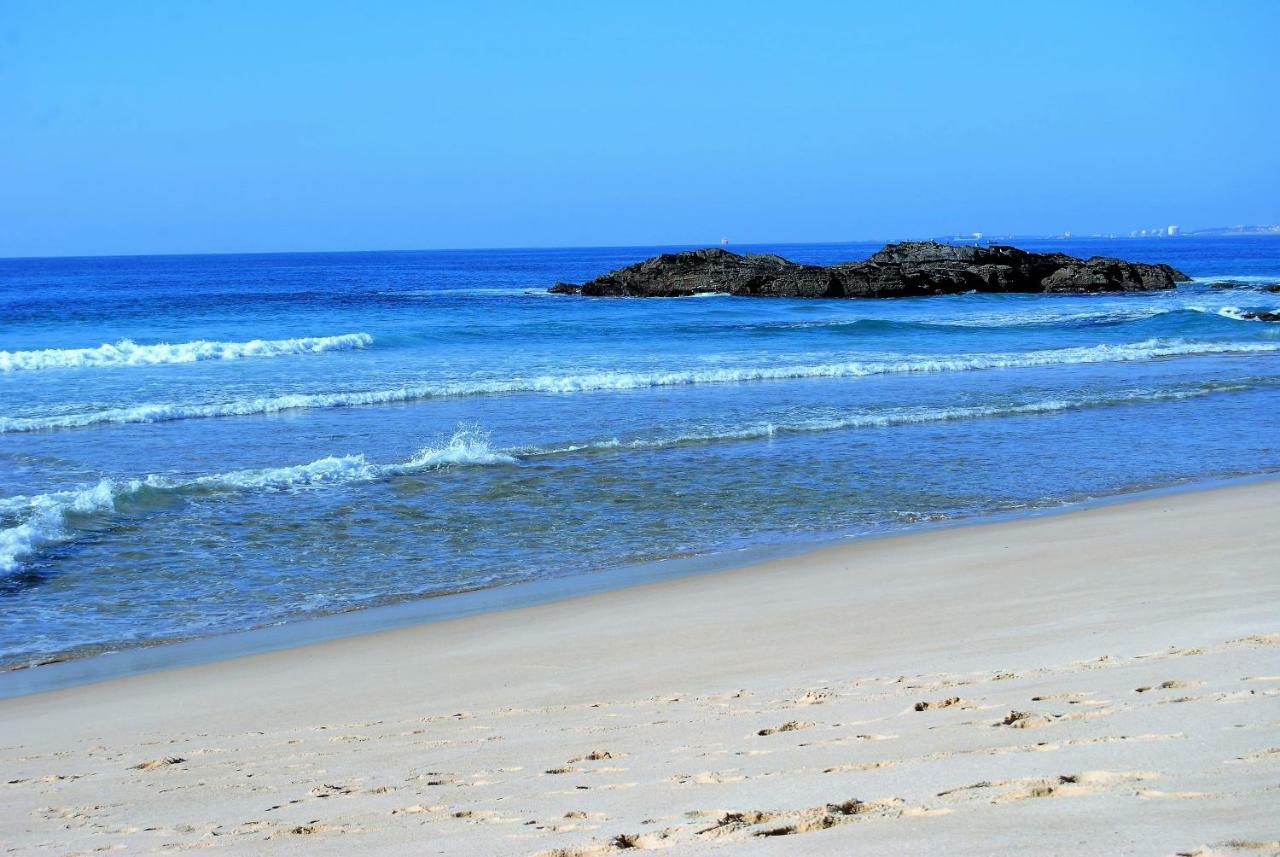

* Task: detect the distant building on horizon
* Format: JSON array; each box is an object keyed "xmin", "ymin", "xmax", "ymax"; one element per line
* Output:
[{"xmin": 1167, "ymin": 225, "xmax": 1180, "ymax": 236}]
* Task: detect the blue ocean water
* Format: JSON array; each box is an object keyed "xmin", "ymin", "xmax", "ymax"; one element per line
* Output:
[{"xmin": 1, "ymin": 238, "xmax": 1279, "ymax": 667}]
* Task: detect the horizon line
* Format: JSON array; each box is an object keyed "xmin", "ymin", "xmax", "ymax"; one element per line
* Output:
[{"xmin": 3, "ymin": 231, "xmax": 1271, "ymax": 264}]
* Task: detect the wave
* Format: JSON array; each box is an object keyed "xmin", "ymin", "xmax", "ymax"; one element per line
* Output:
[
  {"xmin": 519, "ymin": 379, "xmax": 1264, "ymax": 458},
  {"xmin": 0, "ymin": 333, "xmax": 373, "ymax": 372},
  {"xmin": 704, "ymin": 305, "xmax": 1272, "ymax": 335},
  {"xmin": 1, "ymin": 378, "xmax": 1265, "ymax": 574},
  {"xmin": 0, "ymin": 428, "xmax": 512, "ymax": 574},
  {"xmin": 384, "ymin": 288, "xmax": 546, "ymax": 298},
  {"xmin": 928, "ymin": 307, "xmax": 1173, "ymax": 329},
  {"xmin": 897, "ymin": 305, "xmax": 1277, "ymax": 330},
  {"xmin": 1187, "ymin": 305, "xmax": 1280, "ymax": 322},
  {"xmin": 4, "ymin": 337, "xmax": 1278, "ymax": 435},
  {"xmin": 1191, "ymin": 275, "xmax": 1280, "ymax": 285}
]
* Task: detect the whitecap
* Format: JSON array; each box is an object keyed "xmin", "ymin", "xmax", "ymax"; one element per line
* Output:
[
  {"xmin": 3, "ymin": 338, "xmax": 1277, "ymax": 434},
  {"xmin": 1, "ymin": 380, "xmax": 1265, "ymax": 574},
  {"xmin": 0, "ymin": 427, "xmax": 514, "ymax": 573},
  {"xmin": 1191, "ymin": 275, "xmax": 1280, "ymax": 285},
  {"xmin": 0, "ymin": 333, "xmax": 373, "ymax": 372},
  {"xmin": 521, "ymin": 380, "xmax": 1259, "ymax": 457}
]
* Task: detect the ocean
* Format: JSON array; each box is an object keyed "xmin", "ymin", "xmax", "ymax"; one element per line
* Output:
[{"xmin": 2, "ymin": 237, "xmax": 1278, "ymax": 669}]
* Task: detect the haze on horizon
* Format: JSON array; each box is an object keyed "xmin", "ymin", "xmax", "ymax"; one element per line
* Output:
[{"xmin": 1, "ymin": 0, "xmax": 1278, "ymax": 259}]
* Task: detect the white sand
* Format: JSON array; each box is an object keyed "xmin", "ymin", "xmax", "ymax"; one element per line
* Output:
[{"xmin": 1, "ymin": 481, "xmax": 1278, "ymax": 855}]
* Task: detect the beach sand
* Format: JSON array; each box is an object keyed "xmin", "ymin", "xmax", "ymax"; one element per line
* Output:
[{"xmin": 1, "ymin": 481, "xmax": 1277, "ymax": 855}]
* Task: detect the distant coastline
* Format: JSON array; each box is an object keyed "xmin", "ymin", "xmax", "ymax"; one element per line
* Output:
[
  {"xmin": 1185, "ymin": 224, "xmax": 1280, "ymax": 237},
  {"xmin": 936, "ymin": 226, "xmax": 1280, "ymax": 243}
]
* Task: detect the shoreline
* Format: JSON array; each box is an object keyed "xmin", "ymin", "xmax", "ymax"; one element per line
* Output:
[
  {"xmin": 1, "ymin": 472, "xmax": 1276, "ymax": 853},
  {"xmin": 3, "ymin": 468, "xmax": 1278, "ymax": 699}
]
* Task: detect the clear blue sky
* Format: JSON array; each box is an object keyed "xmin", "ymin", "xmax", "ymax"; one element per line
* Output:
[{"xmin": 2, "ymin": 1, "xmax": 1277, "ymax": 257}]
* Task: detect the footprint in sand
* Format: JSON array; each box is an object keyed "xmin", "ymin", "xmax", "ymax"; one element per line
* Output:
[
  {"xmin": 391, "ymin": 804, "xmax": 445, "ymax": 815},
  {"xmin": 792, "ymin": 689, "xmax": 833, "ymax": 706},
  {"xmin": 913, "ymin": 696, "xmax": 970, "ymax": 711},
  {"xmin": 1135, "ymin": 680, "xmax": 1203, "ymax": 693},
  {"xmin": 130, "ymin": 756, "xmax": 186, "ymax": 771},
  {"xmin": 268, "ymin": 821, "xmax": 356, "ymax": 838},
  {"xmin": 671, "ymin": 770, "xmax": 747, "ymax": 785},
  {"xmin": 567, "ymin": 750, "xmax": 625, "ymax": 763},
  {"xmin": 536, "ymin": 830, "xmax": 677, "ymax": 856},
  {"xmin": 996, "ymin": 708, "xmax": 1111, "ymax": 728},
  {"xmin": 1228, "ymin": 633, "xmax": 1280, "ymax": 647},
  {"xmin": 823, "ymin": 760, "xmax": 898, "ymax": 773},
  {"xmin": 995, "ymin": 770, "xmax": 1160, "ymax": 802},
  {"xmin": 1226, "ymin": 747, "xmax": 1280, "ymax": 764},
  {"xmin": 698, "ymin": 797, "xmax": 929, "ymax": 839},
  {"xmin": 756, "ymin": 721, "xmax": 816, "ymax": 737}
]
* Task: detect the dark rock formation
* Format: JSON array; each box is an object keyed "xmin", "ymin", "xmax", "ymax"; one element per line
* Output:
[{"xmin": 549, "ymin": 242, "xmax": 1190, "ymax": 298}]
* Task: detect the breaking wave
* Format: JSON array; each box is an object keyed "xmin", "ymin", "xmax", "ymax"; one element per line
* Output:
[
  {"xmin": 0, "ymin": 427, "xmax": 513, "ymax": 574},
  {"xmin": 0, "ymin": 333, "xmax": 373, "ymax": 372},
  {"xmin": 747, "ymin": 305, "xmax": 1279, "ymax": 332},
  {"xmin": 520, "ymin": 380, "xmax": 1262, "ymax": 457},
  {"xmin": 1191, "ymin": 275, "xmax": 1280, "ymax": 285},
  {"xmin": 1188, "ymin": 305, "xmax": 1280, "ymax": 322},
  {"xmin": 4, "ymin": 338, "xmax": 1278, "ymax": 434},
  {"xmin": 1, "ymin": 379, "xmax": 1262, "ymax": 574}
]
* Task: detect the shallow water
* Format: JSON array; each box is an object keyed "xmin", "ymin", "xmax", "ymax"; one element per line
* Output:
[{"xmin": 2, "ymin": 237, "xmax": 1279, "ymax": 666}]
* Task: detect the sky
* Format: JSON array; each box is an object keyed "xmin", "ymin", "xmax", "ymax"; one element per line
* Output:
[{"xmin": 1, "ymin": 0, "xmax": 1278, "ymax": 257}]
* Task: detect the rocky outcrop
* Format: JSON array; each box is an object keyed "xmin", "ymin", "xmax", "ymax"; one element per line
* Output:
[
  {"xmin": 549, "ymin": 242, "xmax": 1190, "ymax": 298},
  {"xmin": 1241, "ymin": 310, "xmax": 1280, "ymax": 322}
]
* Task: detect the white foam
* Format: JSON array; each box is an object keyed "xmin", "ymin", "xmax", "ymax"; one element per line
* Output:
[
  {"xmin": 1, "ymin": 379, "xmax": 1262, "ymax": 574},
  {"xmin": 934, "ymin": 307, "xmax": 1170, "ymax": 328},
  {"xmin": 3, "ymin": 338, "xmax": 1277, "ymax": 434},
  {"xmin": 0, "ymin": 428, "xmax": 514, "ymax": 574},
  {"xmin": 1191, "ymin": 275, "xmax": 1280, "ymax": 285},
  {"xmin": 0, "ymin": 333, "xmax": 373, "ymax": 372},
  {"xmin": 0, "ymin": 478, "xmax": 137, "ymax": 574},
  {"xmin": 1204, "ymin": 306, "xmax": 1272, "ymax": 322},
  {"xmin": 522, "ymin": 381, "xmax": 1256, "ymax": 457},
  {"xmin": 1183, "ymin": 304, "xmax": 1280, "ymax": 322},
  {"xmin": 400, "ymin": 428, "xmax": 519, "ymax": 468},
  {"xmin": 938, "ymin": 303, "xmax": 1279, "ymax": 329}
]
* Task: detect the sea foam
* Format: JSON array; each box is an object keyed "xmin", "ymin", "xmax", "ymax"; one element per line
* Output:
[
  {"xmin": 521, "ymin": 380, "xmax": 1261, "ymax": 457},
  {"xmin": 0, "ymin": 333, "xmax": 373, "ymax": 372},
  {"xmin": 0, "ymin": 428, "xmax": 513, "ymax": 574},
  {"xmin": 3, "ymin": 337, "xmax": 1277, "ymax": 434},
  {"xmin": 1187, "ymin": 305, "xmax": 1280, "ymax": 322},
  {"xmin": 0, "ymin": 381, "xmax": 1260, "ymax": 574}
]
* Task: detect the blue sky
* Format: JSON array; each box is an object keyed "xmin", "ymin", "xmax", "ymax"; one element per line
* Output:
[{"xmin": 1, "ymin": 1, "xmax": 1277, "ymax": 257}]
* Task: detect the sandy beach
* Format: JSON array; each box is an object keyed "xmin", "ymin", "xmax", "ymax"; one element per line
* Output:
[
  {"xmin": 2, "ymin": 480, "xmax": 1277, "ymax": 856},
  {"xmin": 7, "ymin": 2, "xmax": 1279, "ymax": 854}
]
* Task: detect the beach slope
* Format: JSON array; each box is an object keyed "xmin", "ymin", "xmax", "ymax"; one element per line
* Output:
[{"xmin": 2, "ymin": 481, "xmax": 1277, "ymax": 855}]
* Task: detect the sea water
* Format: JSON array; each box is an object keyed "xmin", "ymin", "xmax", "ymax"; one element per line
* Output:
[{"xmin": 1, "ymin": 238, "xmax": 1278, "ymax": 667}]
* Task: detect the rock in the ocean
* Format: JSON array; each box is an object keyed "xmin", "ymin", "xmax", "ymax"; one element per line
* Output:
[
  {"xmin": 549, "ymin": 242, "xmax": 1190, "ymax": 298},
  {"xmin": 1240, "ymin": 310, "xmax": 1280, "ymax": 322}
]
